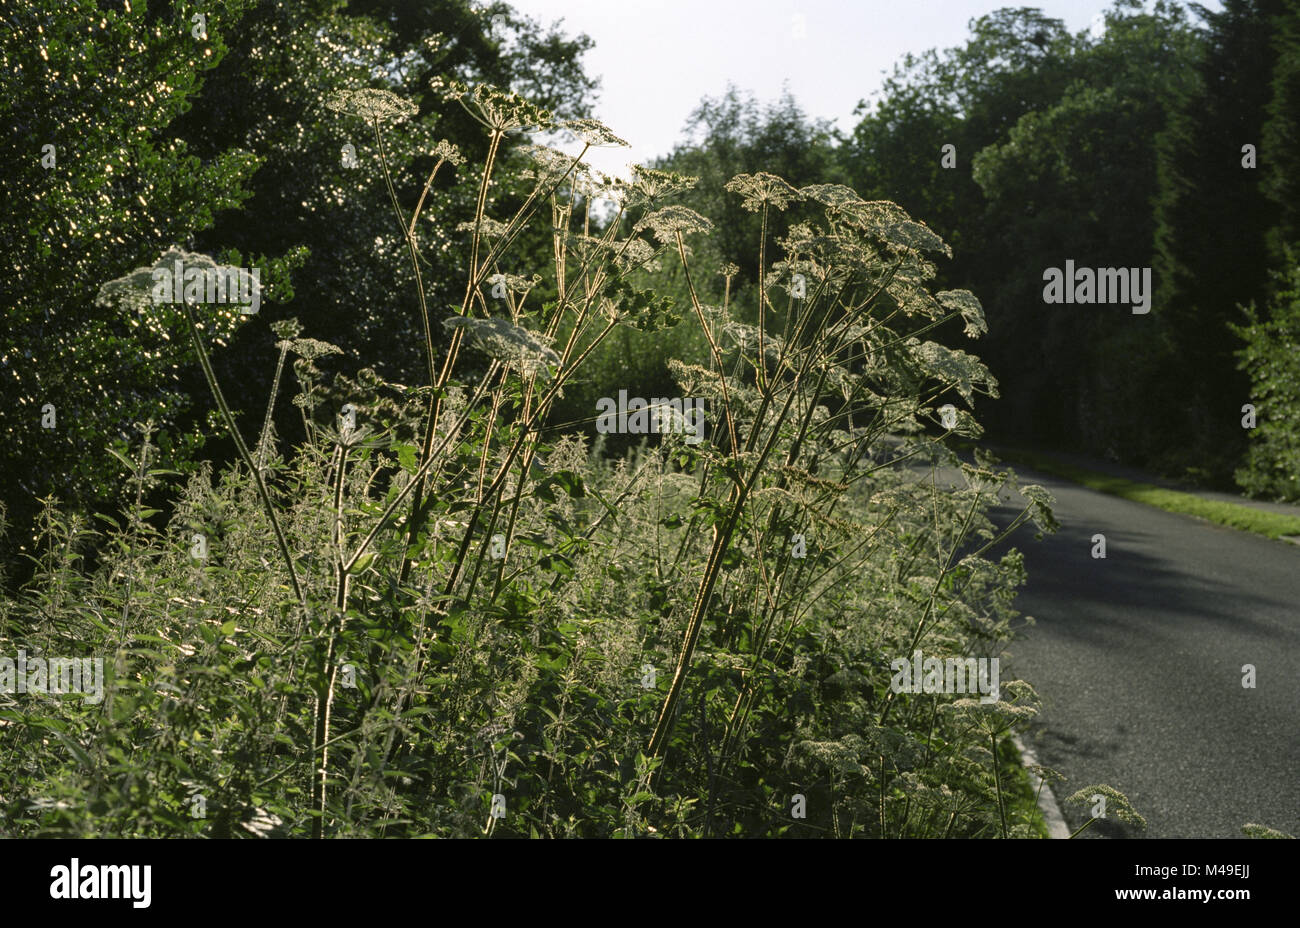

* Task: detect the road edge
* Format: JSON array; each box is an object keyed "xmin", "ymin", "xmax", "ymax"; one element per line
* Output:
[{"xmin": 1014, "ymin": 734, "xmax": 1070, "ymax": 839}]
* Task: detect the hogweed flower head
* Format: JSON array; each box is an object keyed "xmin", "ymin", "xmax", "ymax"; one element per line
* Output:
[
  {"xmin": 280, "ymin": 337, "xmax": 343, "ymax": 361},
  {"xmin": 442, "ymin": 315, "xmax": 560, "ymax": 380},
  {"xmin": 561, "ymin": 118, "xmax": 629, "ymax": 148},
  {"xmin": 522, "ymin": 144, "xmax": 588, "ymax": 186},
  {"xmin": 95, "ymin": 247, "xmax": 259, "ymax": 321},
  {"xmin": 828, "ymin": 196, "xmax": 953, "ymax": 260},
  {"xmin": 455, "ymin": 217, "xmax": 510, "ymax": 239},
  {"xmin": 575, "ymin": 169, "xmax": 626, "ymax": 206},
  {"xmin": 936, "ymin": 289, "xmax": 987, "ymax": 339},
  {"xmin": 1065, "ymin": 785, "xmax": 1148, "ymax": 829},
  {"xmin": 325, "ymin": 88, "xmax": 418, "ymax": 124},
  {"xmin": 634, "ymin": 205, "xmax": 713, "ymax": 244},
  {"xmin": 800, "ymin": 183, "xmax": 867, "ymax": 213},
  {"xmin": 615, "ymin": 237, "xmax": 659, "ymax": 274},
  {"xmin": 434, "ymin": 78, "xmax": 553, "ymax": 133},
  {"xmin": 269, "ymin": 317, "xmax": 303, "ymax": 340},
  {"xmin": 725, "ymin": 172, "xmax": 802, "ymax": 212},
  {"xmin": 432, "ymin": 139, "xmax": 466, "ymax": 167},
  {"xmin": 627, "ymin": 165, "xmax": 698, "ymax": 207}
]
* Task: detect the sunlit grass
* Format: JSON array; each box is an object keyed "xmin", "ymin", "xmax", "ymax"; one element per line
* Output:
[{"xmin": 995, "ymin": 447, "xmax": 1300, "ymax": 541}]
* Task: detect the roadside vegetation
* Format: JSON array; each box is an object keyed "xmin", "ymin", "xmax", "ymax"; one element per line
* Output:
[
  {"xmin": 18, "ymin": 0, "xmax": 1300, "ymax": 841},
  {"xmin": 0, "ymin": 63, "xmax": 1088, "ymax": 835}
]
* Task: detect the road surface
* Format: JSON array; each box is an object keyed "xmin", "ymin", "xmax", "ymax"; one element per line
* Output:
[{"xmin": 983, "ymin": 466, "xmax": 1300, "ymax": 838}]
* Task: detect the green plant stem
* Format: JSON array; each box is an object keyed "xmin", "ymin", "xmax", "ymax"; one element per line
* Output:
[
  {"xmin": 181, "ymin": 301, "xmax": 304, "ymax": 607},
  {"xmin": 991, "ymin": 731, "xmax": 1009, "ymax": 838},
  {"xmin": 257, "ymin": 343, "xmax": 290, "ymax": 469},
  {"xmin": 311, "ymin": 442, "xmax": 351, "ymax": 838}
]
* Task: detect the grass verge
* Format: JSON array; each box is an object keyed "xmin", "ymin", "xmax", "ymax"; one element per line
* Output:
[{"xmin": 991, "ymin": 447, "xmax": 1300, "ymax": 541}]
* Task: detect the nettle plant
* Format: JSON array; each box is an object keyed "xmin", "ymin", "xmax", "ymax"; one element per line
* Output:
[{"xmin": 1, "ymin": 81, "xmax": 1140, "ymax": 837}]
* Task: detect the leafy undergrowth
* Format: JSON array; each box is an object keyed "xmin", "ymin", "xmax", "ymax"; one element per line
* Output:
[{"xmin": 1, "ymin": 83, "xmax": 1120, "ymax": 838}]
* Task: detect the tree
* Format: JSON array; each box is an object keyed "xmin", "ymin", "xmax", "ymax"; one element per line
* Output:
[
  {"xmin": 171, "ymin": 0, "xmax": 600, "ymax": 451},
  {"xmin": 658, "ymin": 85, "xmax": 845, "ymax": 286},
  {"xmin": 841, "ymin": 7, "xmax": 1079, "ymax": 276},
  {"xmin": 0, "ymin": 0, "xmax": 262, "ymax": 576},
  {"xmin": 972, "ymin": 1, "xmax": 1199, "ymax": 459},
  {"xmin": 841, "ymin": 2, "xmax": 1201, "ymax": 465},
  {"xmin": 1151, "ymin": 0, "xmax": 1289, "ymax": 483},
  {"xmin": 1260, "ymin": 4, "xmax": 1300, "ymax": 265}
]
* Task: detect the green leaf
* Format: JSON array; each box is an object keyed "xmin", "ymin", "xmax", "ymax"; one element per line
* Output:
[
  {"xmin": 352, "ymin": 552, "xmax": 376, "ymax": 572},
  {"xmin": 107, "ymin": 447, "xmax": 137, "ymax": 473},
  {"xmin": 395, "ymin": 443, "xmax": 419, "ymax": 474}
]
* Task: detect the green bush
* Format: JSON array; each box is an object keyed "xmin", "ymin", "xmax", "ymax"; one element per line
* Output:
[
  {"xmin": 0, "ymin": 0, "xmax": 262, "ymax": 579},
  {"xmin": 1232, "ymin": 249, "xmax": 1300, "ymax": 502}
]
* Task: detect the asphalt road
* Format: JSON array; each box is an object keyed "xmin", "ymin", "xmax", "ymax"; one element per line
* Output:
[{"xmin": 982, "ymin": 466, "xmax": 1300, "ymax": 839}]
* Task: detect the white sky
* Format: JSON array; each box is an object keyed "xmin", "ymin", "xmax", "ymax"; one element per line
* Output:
[{"xmin": 507, "ymin": 0, "xmax": 1221, "ymax": 179}]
